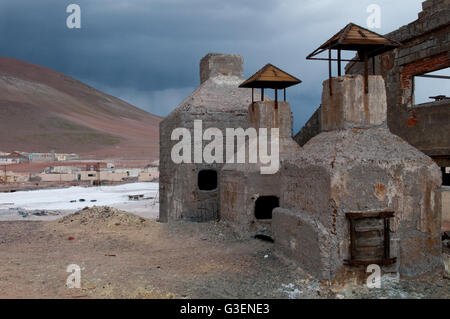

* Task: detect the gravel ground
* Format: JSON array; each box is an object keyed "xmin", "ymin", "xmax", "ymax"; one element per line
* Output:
[{"xmin": 0, "ymin": 206, "xmax": 448, "ymax": 299}]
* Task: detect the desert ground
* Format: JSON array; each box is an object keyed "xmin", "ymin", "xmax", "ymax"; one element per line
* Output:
[{"xmin": 0, "ymin": 185, "xmax": 449, "ymax": 299}]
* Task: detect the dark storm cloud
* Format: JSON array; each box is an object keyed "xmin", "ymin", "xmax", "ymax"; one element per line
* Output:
[{"xmin": 0, "ymin": 0, "xmax": 421, "ymax": 131}]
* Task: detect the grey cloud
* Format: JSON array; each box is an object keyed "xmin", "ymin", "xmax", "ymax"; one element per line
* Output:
[{"xmin": 0, "ymin": 0, "xmax": 423, "ymax": 132}]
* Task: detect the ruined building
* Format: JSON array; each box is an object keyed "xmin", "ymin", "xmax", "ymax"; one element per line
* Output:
[
  {"xmin": 159, "ymin": 2, "xmax": 445, "ymax": 280},
  {"xmin": 296, "ymin": 0, "xmax": 450, "ymax": 180},
  {"xmin": 159, "ymin": 53, "xmax": 258, "ymax": 222},
  {"xmin": 273, "ymin": 74, "xmax": 443, "ymax": 279}
]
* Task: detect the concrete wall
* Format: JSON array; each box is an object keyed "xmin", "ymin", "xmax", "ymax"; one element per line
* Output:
[
  {"xmin": 0, "ymin": 171, "xmax": 30, "ymax": 182},
  {"xmin": 273, "ymin": 208, "xmax": 332, "ymax": 279},
  {"xmin": 97, "ymin": 171, "xmax": 129, "ymax": 182},
  {"xmin": 320, "ymin": 75, "xmax": 387, "ymax": 131},
  {"xmin": 39, "ymin": 173, "xmax": 77, "ymax": 182},
  {"xmin": 221, "ymin": 101, "xmax": 300, "ymax": 237},
  {"xmin": 138, "ymin": 171, "xmax": 159, "ymax": 182},
  {"xmin": 221, "ymin": 170, "xmax": 281, "ymax": 237},
  {"xmin": 39, "ymin": 171, "xmax": 128, "ymax": 182},
  {"xmin": 294, "ymin": 106, "xmax": 321, "ymax": 147}
]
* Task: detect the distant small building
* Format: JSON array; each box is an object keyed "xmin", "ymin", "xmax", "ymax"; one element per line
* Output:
[
  {"xmin": 28, "ymin": 152, "xmax": 79, "ymax": 163},
  {"xmin": 0, "ymin": 151, "xmax": 28, "ymax": 165}
]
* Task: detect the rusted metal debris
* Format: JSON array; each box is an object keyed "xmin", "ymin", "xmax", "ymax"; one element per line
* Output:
[{"xmin": 429, "ymin": 95, "xmax": 450, "ymax": 101}]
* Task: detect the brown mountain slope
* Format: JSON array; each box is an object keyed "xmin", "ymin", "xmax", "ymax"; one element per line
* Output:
[{"xmin": 0, "ymin": 57, "xmax": 161, "ymax": 161}]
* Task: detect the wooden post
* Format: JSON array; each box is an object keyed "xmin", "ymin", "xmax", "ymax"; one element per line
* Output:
[
  {"xmin": 349, "ymin": 219, "xmax": 355, "ymax": 261},
  {"xmin": 252, "ymin": 88, "xmax": 254, "ymax": 103},
  {"xmin": 284, "ymin": 88, "xmax": 286, "ymax": 102},
  {"xmin": 328, "ymin": 48, "xmax": 333, "ymax": 96},
  {"xmin": 372, "ymin": 56, "xmax": 376, "ymax": 75},
  {"xmin": 261, "ymin": 88, "xmax": 264, "ymax": 101},
  {"xmin": 364, "ymin": 51, "xmax": 369, "ymax": 94},
  {"xmin": 384, "ymin": 218, "xmax": 390, "ymax": 259},
  {"xmin": 338, "ymin": 49, "xmax": 342, "ymax": 76},
  {"xmin": 275, "ymin": 89, "xmax": 278, "ymax": 108}
]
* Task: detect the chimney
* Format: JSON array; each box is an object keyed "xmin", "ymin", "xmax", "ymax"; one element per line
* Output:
[
  {"xmin": 199, "ymin": 53, "xmax": 244, "ymax": 84},
  {"xmin": 320, "ymin": 74, "xmax": 387, "ymax": 131},
  {"xmin": 249, "ymin": 101, "xmax": 293, "ymax": 139}
]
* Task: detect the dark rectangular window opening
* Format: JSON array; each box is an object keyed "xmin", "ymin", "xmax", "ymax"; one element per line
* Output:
[
  {"xmin": 442, "ymin": 167, "xmax": 450, "ymax": 186},
  {"xmin": 345, "ymin": 211, "xmax": 396, "ymax": 267},
  {"xmin": 413, "ymin": 67, "xmax": 450, "ymax": 106},
  {"xmin": 254, "ymin": 196, "xmax": 279, "ymax": 220},
  {"xmin": 198, "ymin": 170, "xmax": 217, "ymax": 191}
]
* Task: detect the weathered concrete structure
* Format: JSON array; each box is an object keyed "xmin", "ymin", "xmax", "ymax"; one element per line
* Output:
[
  {"xmin": 159, "ymin": 48, "xmax": 443, "ymax": 280},
  {"xmin": 296, "ymin": 0, "xmax": 450, "ymax": 170},
  {"xmin": 274, "ymin": 75, "xmax": 442, "ymax": 279},
  {"xmin": 159, "ymin": 53, "xmax": 257, "ymax": 222},
  {"xmin": 437, "ymin": 187, "xmax": 450, "ymax": 230},
  {"xmin": 221, "ymin": 100, "xmax": 300, "ymax": 237}
]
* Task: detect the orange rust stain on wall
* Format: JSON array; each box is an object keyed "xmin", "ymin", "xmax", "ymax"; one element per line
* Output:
[{"xmin": 374, "ymin": 182, "xmax": 387, "ymax": 201}]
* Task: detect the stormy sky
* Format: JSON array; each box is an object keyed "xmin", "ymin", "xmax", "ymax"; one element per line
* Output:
[{"xmin": 0, "ymin": 0, "xmax": 424, "ymax": 132}]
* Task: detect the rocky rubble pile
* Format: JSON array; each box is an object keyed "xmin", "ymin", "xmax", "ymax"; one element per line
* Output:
[{"xmin": 59, "ymin": 206, "xmax": 146, "ymax": 227}]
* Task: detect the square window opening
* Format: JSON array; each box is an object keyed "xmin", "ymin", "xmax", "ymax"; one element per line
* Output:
[
  {"xmin": 413, "ymin": 67, "xmax": 450, "ymax": 105},
  {"xmin": 254, "ymin": 196, "xmax": 279, "ymax": 220},
  {"xmin": 442, "ymin": 167, "xmax": 450, "ymax": 186},
  {"xmin": 198, "ymin": 170, "xmax": 217, "ymax": 191}
]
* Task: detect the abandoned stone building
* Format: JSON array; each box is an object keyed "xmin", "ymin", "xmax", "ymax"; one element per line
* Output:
[
  {"xmin": 159, "ymin": 55, "xmax": 444, "ymax": 279},
  {"xmin": 159, "ymin": 53, "xmax": 260, "ymax": 222},
  {"xmin": 159, "ymin": 0, "xmax": 446, "ymax": 281},
  {"xmin": 273, "ymin": 74, "xmax": 442, "ymax": 279},
  {"xmin": 295, "ymin": 0, "xmax": 450, "ymax": 183}
]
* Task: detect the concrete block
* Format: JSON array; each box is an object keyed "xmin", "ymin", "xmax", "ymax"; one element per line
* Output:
[
  {"xmin": 320, "ymin": 75, "xmax": 387, "ymax": 131},
  {"xmin": 200, "ymin": 53, "xmax": 243, "ymax": 84},
  {"xmin": 273, "ymin": 208, "xmax": 333, "ymax": 280},
  {"xmin": 249, "ymin": 101, "xmax": 293, "ymax": 138}
]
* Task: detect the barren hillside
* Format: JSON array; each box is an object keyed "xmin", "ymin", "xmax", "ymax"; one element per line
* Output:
[{"xmin": 0, "ymin": 57, "xmax": 161, "ymax": 161}]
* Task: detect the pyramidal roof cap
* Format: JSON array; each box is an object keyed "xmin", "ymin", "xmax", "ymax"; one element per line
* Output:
[
  {"xmin": 239, "ymin": 63, "xmax": 301, "ymax": 89},
  {"xmin": 307, "ymin": 23, "xmax": 401, "ymax": 58}
]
